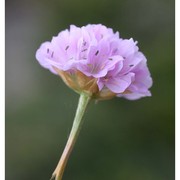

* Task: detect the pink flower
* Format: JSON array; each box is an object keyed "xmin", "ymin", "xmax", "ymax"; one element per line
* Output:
[{"xmin": 36, "ymin": 24, "xmax": 152, "ymax": 100}]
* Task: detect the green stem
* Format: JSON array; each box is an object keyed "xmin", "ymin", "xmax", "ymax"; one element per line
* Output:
[{"xmin": 51, "ymin": 93, "xmax": 91, "ymax": 180}]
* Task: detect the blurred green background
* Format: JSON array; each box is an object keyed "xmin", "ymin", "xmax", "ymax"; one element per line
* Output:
[{"xmin": 6, "ymin": 0, "xmax": 174, "ymax": 179}]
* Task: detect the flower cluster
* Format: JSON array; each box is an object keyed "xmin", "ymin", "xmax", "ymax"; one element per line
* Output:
[{"xmin": 36, "ymin": 24, "xmax": 152, "ymax": 100}]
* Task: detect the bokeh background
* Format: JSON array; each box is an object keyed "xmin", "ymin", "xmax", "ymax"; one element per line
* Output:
[{"xmin": 6, "ymin": 0, "xmax": 175, "ymax": 179}]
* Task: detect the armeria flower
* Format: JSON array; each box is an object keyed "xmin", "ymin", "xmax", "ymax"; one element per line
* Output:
[
  {"xmin": 36, "ymin": 24, "xmax": 152, "ymax": 100},
  {"xmin": 36, "ymin": 24, "xmax": 153, "ymax": 180}
]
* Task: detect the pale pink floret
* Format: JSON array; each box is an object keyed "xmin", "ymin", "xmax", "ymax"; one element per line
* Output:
[{"xmin": 36, "ymin": 24, "xmax": 152, "ymax": 100}]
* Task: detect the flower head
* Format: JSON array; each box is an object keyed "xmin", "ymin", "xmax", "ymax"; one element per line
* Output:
[{"xmin": 36, "ymin": 24, "xmax": 152, "ymax": 100}]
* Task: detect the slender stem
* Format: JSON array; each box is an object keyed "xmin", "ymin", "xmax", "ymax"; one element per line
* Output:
[{"xmin": 51, "ymin": 93, "xmax": 91, "ymax": 180}]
